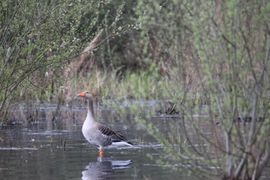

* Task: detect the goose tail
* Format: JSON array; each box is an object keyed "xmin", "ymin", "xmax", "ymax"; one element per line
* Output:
[{"xmin": 111, "ymin": 140, "xmax": 133, "ymax": 147}]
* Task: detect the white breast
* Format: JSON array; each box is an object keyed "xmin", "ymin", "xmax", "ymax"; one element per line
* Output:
[{"xmin": 82, "ymin": 118, "xmax": 97, "ymax": 144}]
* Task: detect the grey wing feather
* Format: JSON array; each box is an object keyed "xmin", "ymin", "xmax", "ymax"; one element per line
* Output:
[{"xmin": 98, "ymin": 124, "xmax": 127, "ymax": 142}]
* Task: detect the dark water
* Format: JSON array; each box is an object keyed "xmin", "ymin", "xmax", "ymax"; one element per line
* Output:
[{"xmin": 0, "ymin": 102, "xmax": 198, "ymax": 180}]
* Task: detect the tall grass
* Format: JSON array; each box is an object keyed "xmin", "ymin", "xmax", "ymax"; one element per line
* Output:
[{"xmin": 69, "ymin": 64, "xmax": 178, "ymax": 101}]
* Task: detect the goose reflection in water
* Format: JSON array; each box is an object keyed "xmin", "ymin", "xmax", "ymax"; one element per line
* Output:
[{"xmin": 81, "ymin": 157, "xmax": 132, "ymax": 180}]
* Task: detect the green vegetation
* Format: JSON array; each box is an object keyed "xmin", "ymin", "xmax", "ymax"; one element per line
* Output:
[{"xmin": 1, "ymin": 0, "xmax": 270, "ymax": 179}]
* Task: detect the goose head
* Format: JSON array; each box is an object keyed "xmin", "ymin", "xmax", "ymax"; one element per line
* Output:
[{"xmin": 77, "ymin": 91, "xmax": 93, "ymax": 99}]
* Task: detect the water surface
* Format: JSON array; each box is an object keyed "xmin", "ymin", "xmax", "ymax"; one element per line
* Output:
[{"xmin": 0, "ymin": 102, "xmax": 197, "ymax": 180}]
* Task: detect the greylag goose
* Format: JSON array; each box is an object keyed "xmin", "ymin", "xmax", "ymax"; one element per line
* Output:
[{"xmin": 78, "ymin": 91, "xmax": 133, "ymax": 157}]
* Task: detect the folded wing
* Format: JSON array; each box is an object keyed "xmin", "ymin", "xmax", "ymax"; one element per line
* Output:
[{"xmin": 98, "ymin": 124, "xmax": 128, "ymax": 142}]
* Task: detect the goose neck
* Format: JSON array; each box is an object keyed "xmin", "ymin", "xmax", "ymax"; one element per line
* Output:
[{"xmin": 87, "ymin": 98, "xmax": 95, "ymax": 120}]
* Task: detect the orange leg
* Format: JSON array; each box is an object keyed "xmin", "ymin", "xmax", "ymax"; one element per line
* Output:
[{"xmin": 99, "ymin": 148, "xmax": 105, "ymax": 157}]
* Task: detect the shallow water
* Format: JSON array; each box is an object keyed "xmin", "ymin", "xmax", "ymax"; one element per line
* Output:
[
  {"xmin": 2, "ymin": 102, "xmax": 270, "ymax": 180},
  {"xmin": 0, "ymin": 102, "xmax": 198, "ymax": 180}
]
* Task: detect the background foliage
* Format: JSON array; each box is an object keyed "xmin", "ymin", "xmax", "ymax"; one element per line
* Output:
[{"xmin": 1, "ymin": 0, "xmax": 270, "ymax": 179}]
